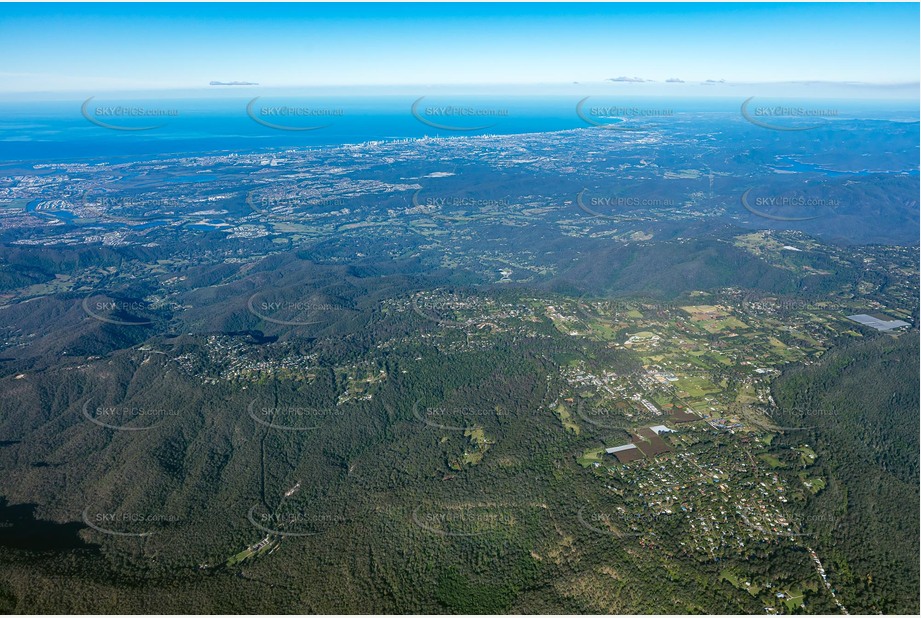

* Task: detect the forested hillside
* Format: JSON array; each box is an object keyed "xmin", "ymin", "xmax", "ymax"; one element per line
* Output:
[{"xmin": 772, "ymin": 333, "xmax": 920, "ymax": 614}]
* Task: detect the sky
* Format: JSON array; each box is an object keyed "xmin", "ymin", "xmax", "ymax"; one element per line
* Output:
[{"xmin": 1, "ymin": 2, "xmax": 918, "ymax": 95}]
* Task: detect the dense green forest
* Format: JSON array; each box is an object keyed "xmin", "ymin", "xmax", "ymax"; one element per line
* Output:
[
  {"xmin": 0, "ymin": 219, "xmax": 917, "ymax": 613},
  {"xmin": 772, "ymin": 333, "xmax": 920, "ymax": 614}
]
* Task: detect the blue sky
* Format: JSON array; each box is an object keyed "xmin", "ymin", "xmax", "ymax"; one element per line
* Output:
[{"xmin": 1, "ymin": 2, "xmax": 918, "ymax": 94}]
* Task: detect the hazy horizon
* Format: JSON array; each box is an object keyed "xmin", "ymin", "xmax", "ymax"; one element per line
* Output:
[{"xmin": 1, "ymin": 2, "xmax": 918, "ymax": 94}]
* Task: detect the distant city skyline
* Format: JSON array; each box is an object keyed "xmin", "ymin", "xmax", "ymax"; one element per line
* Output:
[{"xmin": 1, "ymin": 2, "xmax": 918, "ymax": 95}]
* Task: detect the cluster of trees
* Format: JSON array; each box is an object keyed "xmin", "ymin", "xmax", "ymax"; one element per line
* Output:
[
  {"xmin": 772, "ymin": 332, "xmax": 919, "ymax": 614},
  {"xmin": 1, "ymin": 231, "xmax": 916, "ymax": 612}
]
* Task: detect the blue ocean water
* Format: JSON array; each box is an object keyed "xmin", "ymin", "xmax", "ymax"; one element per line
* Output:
[{"xmin": 0, "ymin": 95, "xmax": 917, "ymax": 165}]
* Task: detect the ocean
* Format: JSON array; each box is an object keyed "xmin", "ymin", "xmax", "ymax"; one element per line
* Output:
[{"xmin": 0, "ymin": 95, "xmax": 917, "ymax": 165}]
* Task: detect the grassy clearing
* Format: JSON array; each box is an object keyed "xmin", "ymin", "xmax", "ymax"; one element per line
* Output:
[
  {"xmin": 800, "ymin": 474, "xmax": 826, "ymax": 494},
  {"xmin": 576, "ymin": 447, "xmax": 606, "ymax": 468},
  {"xmin": 795, "ymin": 445, "xmax": 817, "ymax": 466},
  {"xmin": 554, "ymin": 403, "xmax": 581, "ymax": 435}
]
